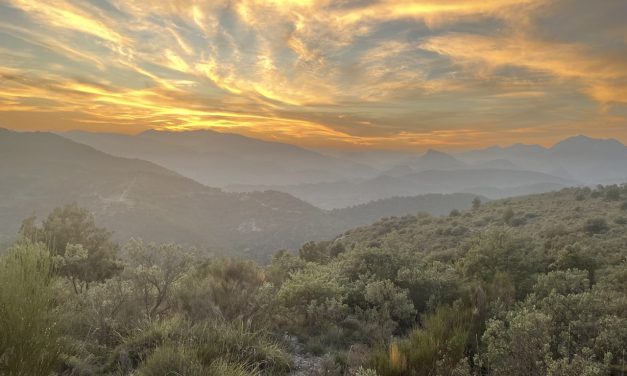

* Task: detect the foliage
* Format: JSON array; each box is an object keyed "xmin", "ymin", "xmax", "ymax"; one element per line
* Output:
[
  {"xmin": 369, "ymin": 304, "xmax": 472, "ymax": 376},
  {"xmin": 20, "ymin": 203, "xmax": 121, "ymax": 292},
  {"xmin": 0, "ymin": 242, "xmax": 61, "ymax": 375},
  {"xmin": 583, "ymin": 218, "xmax": 609, "ymax": 235},
  {"xmin": 124, "ymin": 239, "xmax": 195, "ymax": 318},
  {"xmin": 472, "ymin": 197, "xmax": 482, "ymax": 210},
  {"xmin": 2, "ymin": 185, "xmax": 627, "ymax": 375}
]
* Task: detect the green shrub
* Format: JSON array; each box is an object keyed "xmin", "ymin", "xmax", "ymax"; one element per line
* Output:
[
  {"xmin": 583, "ymin": 218, "xmax": 609, "ymax": 235},
  {"xmin": 605, "ymin": 186, "xmax": 621, "ymax": 201},
  {"xmin": 0, "ymin": 242, "xmax": 61, "ymax": 375},
  {"xmin": 370, "ymin": 305, "xmax": 471, "ymax": 376},
  {"xmin": 503, "ymin": 207, "xmax": 515, "ymax": 224},
  {"xmin": 138, "ymin": 345, "xmax": 205, "ymax": 376},
  {"xmin": 193, "ymin": 322, "xmax": 292, "ymax": 373},
  {"xmin": 108, "ymin": 318, "xmax": 291, "ymax": 374},
  {"xmin": 614, "ymin": 216, "xmax": 627, "ymax": 225}
]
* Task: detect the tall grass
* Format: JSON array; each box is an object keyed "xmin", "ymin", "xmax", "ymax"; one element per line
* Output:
[
  {"xmin": 0, "ymin": 241, "xmax": 61, "ymax": 375},
  {"xmin": 108, "ymin": 317, "xmax": 292, "ymax": 375}
]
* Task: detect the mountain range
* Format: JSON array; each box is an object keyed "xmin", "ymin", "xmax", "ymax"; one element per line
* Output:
[
  {"xmin": 61, "ymin": 129, "xmax": 627, "ymax": 209},
  {"xmin": 62, "ymin": 129, "xmax": 376, "ymax": 187},
  {"xmin": 457, "ymin": 135, "xmax": 627, "ymax": 183},
  {"xmin": 2, "ymin": 127, "xmax": 626, "ymax": 258},
  {"xmin": 230, "ymin": 135, "xmax": 627, "ymax": 208},
  {"xmin": 0, "ymin": 128, "xmax": 480, "ymax": 259}
]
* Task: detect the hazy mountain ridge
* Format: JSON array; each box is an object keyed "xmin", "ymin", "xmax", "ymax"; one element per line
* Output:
[
  {"xmin": 0, "ymin": 129, "xmax": 480, "ymax": 260},
  {"xmin": 229, "ymin": 168, "xmax": 576, "ymax": 209},
  {"xmin": 0, "ymin": 129, "xmax": 337, "ymax": 258},
  {"xmin": 62, "ymin": 129, "xmax": 377, "ymax": 187},
  {"xmin": 457, "ymin": 135, "xmax": 627, "ymax": 183},
  {"xmin": 61, "ymin": 130, "xmax": 627, "ymax": 209}
]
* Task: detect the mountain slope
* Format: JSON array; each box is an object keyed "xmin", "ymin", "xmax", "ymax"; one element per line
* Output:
[
  {"xmin": 330, "ymin": 185, "xmax": 627, "ymax": 261},
  {"xmin": 0, "ymin": 129, "xmax": 343, "ymax": 259},
  {"xmin": 0, "ymin": 129, "xmax": 482, "ymax": 259},
  {"xmin": 62, "ymin": 130, "xmax": 377, "ymax": 187},
  {"xmin": 230, "ymin": 168, "xmax": 576, "ymax": 209},
  {"xmin": 330, "ymin": 193, "xmax": 485, "ymax": 227},
  {"xmin": 458, "ymin": 136, "xmax": 627, "ymax": 183}
]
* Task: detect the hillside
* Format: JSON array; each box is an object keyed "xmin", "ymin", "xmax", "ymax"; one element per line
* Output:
[
  {"xmin": 2, "ymin": 138, "xmax": 626, "ymax": 374},
  {"xmin": 62, "ymin": 130, "xmax": 376, "ymax": 187},
  {"xmin": 333, "ymin": 186, "xmax": 627, "ymax": 255},
  {"xmin": 0, "ymin": 129, "xmax": 480, "ymax": 260},
  {"xmin": 330, "ymin": 193, "xmax": 485, "ymax": 227},
  {"xmin": 230, "ymin": 168, "xmax": 575, "ymax": 209},
  {"xmin": 267, "ymin": 184, "xmax": 627, "ymax": 374},
  {"xmin": 0, "ymin": 129, "xmax": 342, "ymax": 258}
]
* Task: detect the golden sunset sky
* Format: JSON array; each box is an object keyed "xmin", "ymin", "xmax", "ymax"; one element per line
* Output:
[{"xmin": 0, "ymin": 0, "xmax": 626, "ymax": 149}]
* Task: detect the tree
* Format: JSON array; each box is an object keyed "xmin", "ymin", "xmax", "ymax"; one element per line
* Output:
[
  {"xmin": 266, "ymin": 249, "xmax": 306, "ymax": 286},
  {"xmin": 299, "ymin": 241, "xmax": 331, "ymax": 263},
  {"xmin": 124, "ymin": 239, "xmax": 194, "ymax": 318},
  {"xmin": 205, "ymin": 258, "xmax": 266, "ymax": 322},
  {"xmin": 19, "ymin": 203, "xmax": 121, "ymax": 291},
  {"xmin": 461, "ymin": 230, "xmax": 542, "ymax": 298},
  {"xmin": 478, "ymin": 308, "xmax": 552, "ymax": 376}
]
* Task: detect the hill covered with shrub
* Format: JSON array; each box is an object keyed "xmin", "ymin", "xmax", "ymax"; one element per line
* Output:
[{"xmin": 1, "ymin": 185, "xmax": 626, "ymax": 375}]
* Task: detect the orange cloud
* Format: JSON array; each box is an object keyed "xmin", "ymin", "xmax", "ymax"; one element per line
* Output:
[
  {"xmin": 1, "ymin": 0, "xmax": 626, "ymax": 148},
  {"xmin": 421, "ymin": 33, "xmax": 627, "ymax": 105}
]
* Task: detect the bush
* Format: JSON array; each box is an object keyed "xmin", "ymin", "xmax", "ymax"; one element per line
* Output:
[
  {"xmin": 109, "ymin": 318, "xmax": 291, "ymax": 374},
  {"xmin": 138, "ymin": 345, "xmax": 256, "ymax": 376},
  {"xmin": 138, "ymin": 345, "xmax": 205, "ymax": 376},
  {"xmin": 503, "ymin": 207, "xmax": 515, "ymax": 224},
  {"xmin": 583, "ymin": 218, "xmax": 609, "ymax": 235},
  {"xmin": 193, "ymin": 321, "xmax": 292, "ymax": 373},
  {"xmin": 0, "ymin": 242, "xmax": 61, "ymax": 375},
  {"xmin": 472, "ymin": 197, "xmax": 482, "ymax": 210},
  {"xmin": 614, "ymin": 216, "xmax": 627, "ymax": 225},
  {"xmin": 370, "ymin": 305, "xmax": 471, "ymax": 376},
  {"xmin": 508, "ymin": 217, "xmax": 527, "ymax": 227},
  {"xmin": 605, "ymin": 186, "xmax": 621, "ymax": 201}
]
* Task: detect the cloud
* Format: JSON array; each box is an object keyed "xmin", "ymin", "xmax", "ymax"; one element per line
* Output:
[
  {"xmin": 6, "ymin": 0, "xmax": 127, "ymax": 45},
  {"xmin": 420, "ymin": 33, "xmax": 627, "ymax": 105},
  {"xmin": 0, "ymin": 0, "xmax": 626, "ymax": 148}
]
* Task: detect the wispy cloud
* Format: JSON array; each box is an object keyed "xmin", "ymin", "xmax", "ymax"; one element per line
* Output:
[{"xmin": 0, "ymin": 0, "xmax": 625, "ymax": 149}]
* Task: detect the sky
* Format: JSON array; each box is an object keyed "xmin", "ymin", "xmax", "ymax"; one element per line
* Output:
[{"xmin": 0, "ymin": 0, "xmax": 626, "ymax": 150}]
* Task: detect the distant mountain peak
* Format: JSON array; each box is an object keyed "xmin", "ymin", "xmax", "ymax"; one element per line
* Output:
[
  {"xmin": 421, "ymin": 149, "xmax": 457, "ymax": 159},
  {"xmin": 423, "ymin": 148, "xmax": 446, "ymax": 156},
  {"xmin": 409, "ymin": 148, "xmax": 467, "ymax": 171},
  {"xmin": 552, "ymin": 134, "xmax": 626, "ymax": 150}
]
